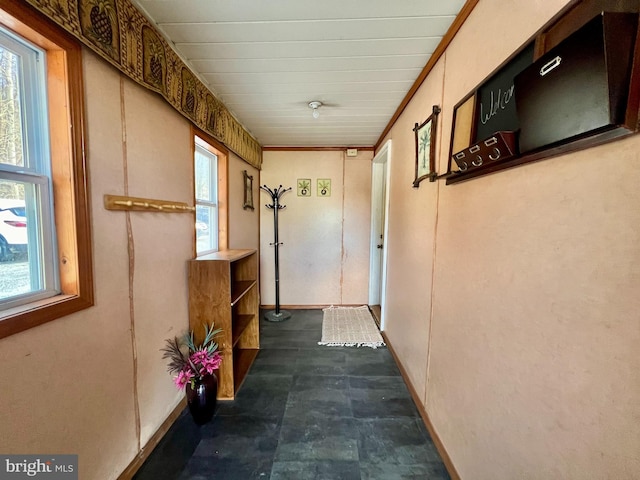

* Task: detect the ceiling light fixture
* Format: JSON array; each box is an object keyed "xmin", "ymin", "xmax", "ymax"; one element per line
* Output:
[{"xmin": 308, "ymin": 101, "xmax": 322, "ymax": 119}]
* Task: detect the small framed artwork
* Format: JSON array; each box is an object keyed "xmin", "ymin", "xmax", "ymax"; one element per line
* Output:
[
  {"xmin": 412, "ymin": 105, "xmax": 441, "ymax": 187},
  {"xmin": 317, "ymin": 179, "xmax": 331, "ymax": 197},
  {"xmin": 242, "ymin": 170, "xmax": 254, "ymax": 210},
  {"xmin": 297, "ymin": 178, "xmax": 311, "ymax": 196}
]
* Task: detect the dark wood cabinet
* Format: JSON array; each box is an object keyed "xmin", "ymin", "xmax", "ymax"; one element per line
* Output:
[
  {"xmin": 515, "ymin": 12, "xmax": 637, "ymax": 154},
  {"xmin": 446, "ymin": 0, "xmax": 640, "ymax": 184}
]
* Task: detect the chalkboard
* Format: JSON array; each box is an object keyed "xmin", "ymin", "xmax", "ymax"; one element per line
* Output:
[{"xmin": 474, "ymin": 42, "xmax": 534, "ymax": 142}]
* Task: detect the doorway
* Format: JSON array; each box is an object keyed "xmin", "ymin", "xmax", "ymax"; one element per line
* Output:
[{"xmin": 368, "ymin": 140, "xmax": 391, "ymax": 330}]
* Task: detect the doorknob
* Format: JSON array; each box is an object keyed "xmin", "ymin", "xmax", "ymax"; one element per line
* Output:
[{"xmin": 377, "ymin": 244, "xmax": 383, "ymax": 249}]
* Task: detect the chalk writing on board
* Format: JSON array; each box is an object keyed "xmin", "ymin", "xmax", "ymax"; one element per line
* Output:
[
  {"xmin": 474, "ymin": 42, "xmax": 534, "ymax": 142},
  {"xmin": 479, "ymin": 85, "xmax": 515, "ymax": 125}
]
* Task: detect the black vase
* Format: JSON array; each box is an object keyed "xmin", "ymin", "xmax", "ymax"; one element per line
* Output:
[{"xmin": 185, "ymin": 374, "xmax": 218, "ymax": 425}]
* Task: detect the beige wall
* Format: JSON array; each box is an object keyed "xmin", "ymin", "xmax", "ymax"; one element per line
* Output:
[
  {"xmin": 381, "ymin": 59, "xmax": 446, "ymax": 399},
  {"xmin": 228, "ymin": 152, "xmax": 260, "ymax": 250},
  {"xmin": 378, "ymin": 0, "xmax": 640, "ymax": 478},
  {"xmin": 2, "ymin": 1, "xmax": 638, "ymax": 478},
  {"xmin": 260, "ymin": 150, "xmax": 372, "ymax": 306},
  {"xmin": 0, "ymin": 49, "xmax": 260, "ymax": 480}
]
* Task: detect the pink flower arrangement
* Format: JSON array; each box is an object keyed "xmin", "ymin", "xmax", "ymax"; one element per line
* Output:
[{"xmin": 161, "ymin": 323, "xmax": 222, "ymax": 390}]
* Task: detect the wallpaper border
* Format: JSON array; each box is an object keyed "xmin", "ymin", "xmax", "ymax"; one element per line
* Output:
[{"xmin": 24, "ymin": 0, "xmax": 262, "ymax": 168}]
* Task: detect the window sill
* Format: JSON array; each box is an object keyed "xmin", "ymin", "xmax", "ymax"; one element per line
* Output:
[{"xmin": 0, "ymin": 293, "xmax": 93, "ymax": 339}]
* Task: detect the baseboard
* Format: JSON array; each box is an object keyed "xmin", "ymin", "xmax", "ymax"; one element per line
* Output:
[
  {"xmin": 381, "ymin": 332, "xmax": 461, "ymax": 480},
  {"xmin": 260, "ymin": 304, "xmax": 365, "ymax": 310},
  {"xmin": 117, "ymin": 398, "xmax": 187, "ymax": 480},
  {"xmin": 260, "ymin": 304, "xmax": 330, "ymax": 310},
  {"xmin": 368, "ymin": 305, "xmax": 381, "ymax": 328}
]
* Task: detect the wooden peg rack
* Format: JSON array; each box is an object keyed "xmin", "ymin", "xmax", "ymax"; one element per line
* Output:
[{"xmin": 104, "ymin": 194, "xmax": 195, "ymax": 213}]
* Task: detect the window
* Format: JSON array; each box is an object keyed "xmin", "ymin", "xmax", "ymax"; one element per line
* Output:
[
  {"xmin": 194, "ymin": 133, "xmax": 227, "ymax": 256},
  {"xmin": 0, "ymin": 3, "xmax": 93, "ymax": 339},
  {"xmin": 0, "ymin": 26, "xmax": 58, "ymax": 309},
  {"xmin": 195, "ymin": 138, "xmax": 218, "ymax": 254}
]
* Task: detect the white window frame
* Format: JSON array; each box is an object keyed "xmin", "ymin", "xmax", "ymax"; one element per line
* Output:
[
  {"xmin": 0, "ymin": 26, "xmax": 59, "ymax": 310},
  {"xmin": 194, "ymin": 137, "xmax": 219, "ymax": 255}
]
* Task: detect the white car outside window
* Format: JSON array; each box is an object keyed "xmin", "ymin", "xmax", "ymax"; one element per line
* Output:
[{"xmin": 0, "ymin": 199, "xmax": 27, "ymax": 261}]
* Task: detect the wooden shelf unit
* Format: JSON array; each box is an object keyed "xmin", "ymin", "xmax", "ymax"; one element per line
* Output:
[{"xmin": 188, "ymin": 249, "xmax": 259, "ymax": 400}]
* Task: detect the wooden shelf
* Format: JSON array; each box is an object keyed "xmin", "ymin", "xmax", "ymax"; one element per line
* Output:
[
  {"xmin": 447, "ymin": 127, "xmax": 633, "ymax": 184},
  {"xmin": 233, "ymin": 348, "xmax": 259, "ymax": 394},
  {"xmin": 232, "ymin": 314, "xmax": 255, "ymax": 347},
  {"xmin": 188, "ymin": 249, "xmax": 259, "ymax": 400},
  {"xmin": 196, "ymin": 248, "xmax": 256, "ymax": 262},
  {"xmin": 231, "ymin": 280, "xmax": 256, "ymax": 306}
]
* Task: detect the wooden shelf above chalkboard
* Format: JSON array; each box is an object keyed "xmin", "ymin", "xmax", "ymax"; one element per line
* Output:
[{"xmin": 445, "ymin": 0, "xmax": 640, "ymax": 185}]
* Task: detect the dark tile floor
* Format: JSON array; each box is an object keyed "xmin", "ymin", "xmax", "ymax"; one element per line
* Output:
[{"xmin": 135, "ymin": 309, "xmax": 450, "ymax": 480}]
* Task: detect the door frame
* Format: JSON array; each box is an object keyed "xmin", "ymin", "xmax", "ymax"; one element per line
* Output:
[{"xmin": 368, "ymin": 140, "xmax": 391, "ymax": 330}]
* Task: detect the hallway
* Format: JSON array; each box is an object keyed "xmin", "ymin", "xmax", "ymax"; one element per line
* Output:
[{"xmin": 136, "ymin": 310, "xmax": 450, "ymax": 479}]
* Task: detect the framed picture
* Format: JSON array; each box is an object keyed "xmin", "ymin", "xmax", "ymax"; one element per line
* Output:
[
  {"xmin": 242, "ymin": 170, "xmax": 254, "ymax": 210},
  {"xmin": 413, "ymin": 105, "xmax": 440, "ymax": 187},
  {"xmin": 317, "ymin": 179, "xmax": 331, "ymax": 197},
  {"xmin": 297, "ymin": 178, "xmax": 311, "ymax": 196}
]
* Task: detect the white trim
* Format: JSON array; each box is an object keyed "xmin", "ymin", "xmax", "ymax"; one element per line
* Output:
[
  {"xmin": 194, "ymin": 142, "xmax": 219, "ymax": 254},
  {"xmin": 369, "ymin": 139, "xmax": 391, "ymax": 330},
  {"xmin": 0, "ymin": 29, "xmax": 59, "ymax": 311}
]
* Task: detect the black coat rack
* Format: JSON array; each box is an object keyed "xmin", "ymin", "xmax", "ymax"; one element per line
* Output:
[{"xmin": 260, "ymin": 184, "xmax": 292, "ymax": 322}]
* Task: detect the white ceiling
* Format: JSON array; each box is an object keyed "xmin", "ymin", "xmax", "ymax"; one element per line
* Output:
[{"xmin": 133, "ymin": 0, "xmax": 467, "ymax": 147}]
